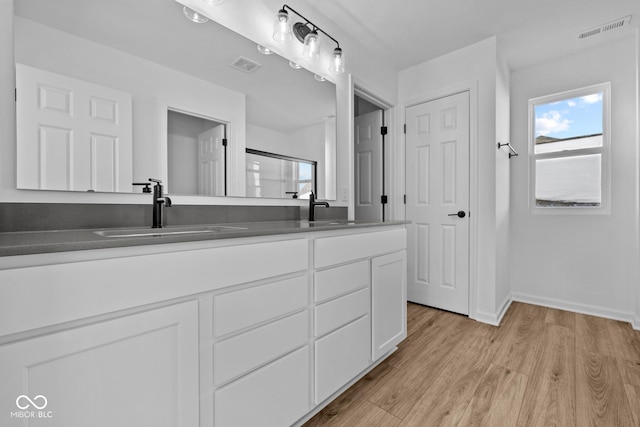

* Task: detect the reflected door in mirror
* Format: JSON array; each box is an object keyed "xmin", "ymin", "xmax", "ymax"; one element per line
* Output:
[
  {"xmin": 16, "ymin": 64, "xmax": 133, "ymax": 192},
  {"xmin": 198, "ymin": 125, "xmax": 226, "ymax": 196}
]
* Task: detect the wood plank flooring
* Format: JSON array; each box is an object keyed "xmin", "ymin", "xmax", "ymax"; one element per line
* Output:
[{"xmin": 304, "ymin": 301, "xmax": 640, "ymax": 427}]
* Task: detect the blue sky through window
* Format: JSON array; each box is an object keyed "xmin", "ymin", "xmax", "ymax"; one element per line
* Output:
[
  {"xmin": 535, "ymin": 93, "xmax": 603, "ymax": 139},
  {"xmin": 299, "ymin": 163, "xmax": 312, "ymax": 181}
]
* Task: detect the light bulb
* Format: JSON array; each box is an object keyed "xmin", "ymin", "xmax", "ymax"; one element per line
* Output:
[
  {"xmin": 257, "ymin": 45, "xmax": 273, "ymax": 55},
  {"xmin": 289, "ymin": 61, "xmax": 302, "ymax": 69},
  {"xmin": 329, "ymin": 47, "xmax": 345, "ymax": 74},
  {"xmin": 273, "ymin": 8, "xmax": 292, "ymax": 42},
  {"xmin": 302, "ymin": 29, "xmax": 320, "ymax": 58},
  {"xmin": 314, "ymin": 74, "xmax": 326, "ymax": 82},
  {"xmin": 183, "ymin": 6, "xmax": 208, "ymax": 23}
]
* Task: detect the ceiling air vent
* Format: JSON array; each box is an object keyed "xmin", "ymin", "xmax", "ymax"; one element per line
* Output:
[
  {"xmin": 578, "ymin": 15, "xmax": 632, "ymax": 39},
  {"xmin": 229, "ymin": 56, "xmax": 261, "ymax": 73}
]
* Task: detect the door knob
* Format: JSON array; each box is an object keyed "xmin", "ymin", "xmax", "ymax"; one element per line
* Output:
[{"xmin": 448, "ymin": 210, "xmax": 466, "ymax": 218}]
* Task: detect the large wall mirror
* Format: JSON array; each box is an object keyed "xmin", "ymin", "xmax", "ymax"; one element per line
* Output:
[{"xmin": 13, "ymin": 0, "xmax": 337, "ymax": 200}]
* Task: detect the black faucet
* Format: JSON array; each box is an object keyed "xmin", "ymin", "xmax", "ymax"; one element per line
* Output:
[
  {"xmin": 134, "ymin": 178, "xmax": 172, "ymax": 228},
  {"xmin": 308, "ymin": 191, "xmax": 329, "ymax": 221},
  {"xmin": 150, "ymin": 179, "xmax": 172, "ymax": 228}
]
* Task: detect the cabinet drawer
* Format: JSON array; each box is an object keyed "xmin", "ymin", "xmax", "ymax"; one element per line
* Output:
[
  {"xmin": 314, "ymin": 228, "xmax": 407, "ymax": 268},
  {"xmin": 0, "ymin": 238, "xmax": 309, "ymax": 337},
  {"xmin": 213, "ymin": 275, "xmax": 308, "ymax": 337},
  {"xmin": 315, "ymin": 315, "xmax": 370, "ymax": 404},
  {"xmin": 314, "ymin": 288, "xmax": 369, "ymax": 337},
  {"xmin": 215, "ymin": 346, "xmax": 310, "ymax": 427},
  {"xmin": 213, "ymin": 311, "xmax": 308, "ymax": 386},
  {"xmin": 314, "ymin": 260, "xmax": 369, "ymax": 303}
]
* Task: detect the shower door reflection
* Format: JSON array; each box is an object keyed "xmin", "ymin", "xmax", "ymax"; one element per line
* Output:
[{"xmin": 246, "ymin": 149, "xmax": 316, "ymax": 199}]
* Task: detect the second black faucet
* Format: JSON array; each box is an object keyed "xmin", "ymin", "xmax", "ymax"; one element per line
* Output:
[{"xmin": 308, "ymin": 191, "xmax": 329, "ymax": 221}]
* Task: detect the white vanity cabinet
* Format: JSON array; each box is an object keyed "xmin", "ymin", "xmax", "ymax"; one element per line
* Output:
[
  {"xmin": 0, "ymin": 301, "xmax": 200, "ymax": 427},
  {"xmin": 372, "ymin": 250, "xmax": 407, "ymax": 360},
  {"xmin": 0, "ymin": 224, "xmax": 407, "ymax": 427},
  {"xmin": 313, "ymin": 261, "xmax": 371, "ymax": 403},
  {"xmin": 208, "ymin": 275, "xmax": 311, "ymax": 427},
  {"xmin": 311, "ymin": 227, "xmax": 407, "ymax": 408}
]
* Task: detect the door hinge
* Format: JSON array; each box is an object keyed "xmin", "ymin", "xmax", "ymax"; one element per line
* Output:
[
  {"xmin": 403, "ymin": 124, "xmax": 406, "ymax": 134},
  {"xmin": 15, "ymin": 88, "xmax": 17, "ymax": 102},
  {"xmin": 222, "ymin": 138, "xmax": 228, "ymax": 147},
  {"xmin": 403, "ymin": 194, "xmax": 406, "ymax": 204},
  {"xmin": 381, "ymin": 195, "xmax": 388, "ymax": 204},
  {"xmin": 380, "ymin": 126, "xmax": 388, "ymax": 136}
]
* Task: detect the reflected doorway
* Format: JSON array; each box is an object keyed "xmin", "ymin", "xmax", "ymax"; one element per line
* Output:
[
  {"xmin": 167, "ymin": 109, "xmax": 227, "ymax": 196},
  {"xmin": 354, "ymin": 95, "xmax": 385, "ymax": 221}
]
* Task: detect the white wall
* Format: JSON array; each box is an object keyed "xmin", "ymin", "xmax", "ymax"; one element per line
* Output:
[
  {"xmin": 636, "ymin": 31, "xmax": 640, "ymax": 328},
  {"xmin": 495, "ymin": 50, "xmax": 511, "ymax": 316},
  {"xmin": 0, "ymin": 0, "xmax": 17, "ymax": 203},
  {"xmin": 399, "ymin": 37, "xmax": 508, "ymax": 323},
  {"xmin": 510, "ymin": 34, "xmax": 640, "ymax": 323}
]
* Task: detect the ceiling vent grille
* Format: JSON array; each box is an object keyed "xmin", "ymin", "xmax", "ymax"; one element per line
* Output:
[
  {"xmin": 579, "ymin": 15, "xmax": 632, "ymax": 39},
  {"xmin": 229, "ymin": 56, "xmax": 261, "ymax": 73}
]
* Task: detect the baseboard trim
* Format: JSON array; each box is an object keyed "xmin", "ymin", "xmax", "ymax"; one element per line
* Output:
[
  {"xmin": 512, "ymin": 292, "xmax": 638, "ymax": 329},
  {"xmin": 475, "ymin": 296, "xmax": 512, "ymax": 326}
]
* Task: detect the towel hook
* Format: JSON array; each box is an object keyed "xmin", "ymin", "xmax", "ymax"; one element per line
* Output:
[{"xmin": 497, "ymin": 142, "xmax": 519, "ymax": 159}]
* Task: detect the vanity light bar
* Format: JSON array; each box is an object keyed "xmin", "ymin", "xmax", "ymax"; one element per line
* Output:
[{"xmin": 272, "ymin": 4, "xmax": 345, "ymax": 74}]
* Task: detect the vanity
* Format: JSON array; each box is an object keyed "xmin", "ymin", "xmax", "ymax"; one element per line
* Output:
[{"xmin": 0, "ymin": 221, "xmax": 407, "ymax": 427}]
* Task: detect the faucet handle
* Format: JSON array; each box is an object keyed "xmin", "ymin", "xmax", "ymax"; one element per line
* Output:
[
  {"xmin": 132, "ymin": 182, "xmax": 152, "ymax": 193},
  {"xmin": 149, "ymin": 178, "xmax": 162, "ymax": 184}
]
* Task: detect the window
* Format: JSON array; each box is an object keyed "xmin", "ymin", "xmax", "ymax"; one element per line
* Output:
[{"xmin": 529, "ymin": 83, "xmax": 610, "ymax": 213}]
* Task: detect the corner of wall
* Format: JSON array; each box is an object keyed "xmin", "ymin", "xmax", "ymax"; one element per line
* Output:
[
  {"xmin": 475, "ymin": 294, "xmax": 512, "ymax": 326},
  {"xmin": 635, "ymin": 28, "xmax": 640, "ymax": 328}
]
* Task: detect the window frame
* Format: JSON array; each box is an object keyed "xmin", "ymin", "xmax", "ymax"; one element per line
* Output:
[{"xmin": 528, "ymin": 82, "xmax": 611, "ymax": 215}]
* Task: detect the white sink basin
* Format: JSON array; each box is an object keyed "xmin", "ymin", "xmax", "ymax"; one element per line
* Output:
[{"xmin": 94, "ymin": 225, "xmax": 248, "ymax": 238}]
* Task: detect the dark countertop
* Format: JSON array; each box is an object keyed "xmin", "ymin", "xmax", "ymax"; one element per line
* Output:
[{"xmin": 0, "ymin": 220, "xmax": 409, "ymax": 257}]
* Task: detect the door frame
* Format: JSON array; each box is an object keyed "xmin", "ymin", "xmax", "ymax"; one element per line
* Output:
[
  {"xmin": 353, "ymin": 82, "xmax": 394, "ymax": 222},
  {"xmin": 401, "ymin": 81, "xmax": 479, "ymax": 321}
]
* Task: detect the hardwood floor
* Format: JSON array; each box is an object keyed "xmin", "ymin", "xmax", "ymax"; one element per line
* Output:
[{"xmin": 304, "ymin": 301, "xmax": 640, "ymax": 426}]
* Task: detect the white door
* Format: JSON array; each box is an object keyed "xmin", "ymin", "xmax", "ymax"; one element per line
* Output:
[
  {"xmin": 355, "ymin": 110, "xmax": 383, "ymax": 221},
  {"xmin": 198, "ymin": 125, "xmax": 225, "ymax": 196},
  {"xmin": 405, "ymin": 91, "xmax": 470, "ymax": 315},
  {"xmin": 16, "ymin": 64, "xmax": 133, "ymax": 192}
]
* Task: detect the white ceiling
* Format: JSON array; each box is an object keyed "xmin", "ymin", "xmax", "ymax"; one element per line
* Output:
[{"xmin": 297, "ymin": 0, "xmax": 640, "ymax": 71}]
